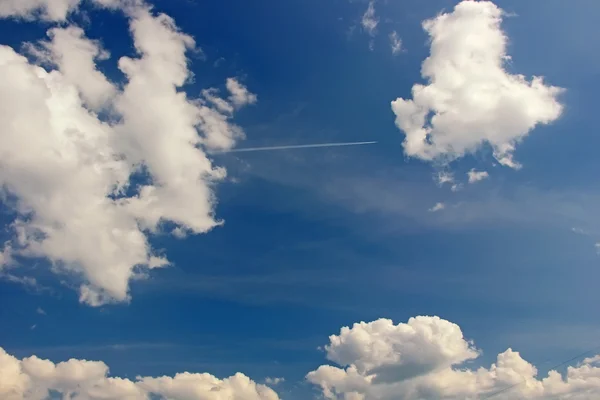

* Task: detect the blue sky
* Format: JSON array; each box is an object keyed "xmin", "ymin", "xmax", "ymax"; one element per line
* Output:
[{"xmin": 1, "ymin": 0, "xmax": 600, "ymax": 399}]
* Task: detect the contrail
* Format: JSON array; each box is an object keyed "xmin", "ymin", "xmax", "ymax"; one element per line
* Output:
[{"xmin": 211, "ymin": 141, "xmax": 377, "ymax": 154}]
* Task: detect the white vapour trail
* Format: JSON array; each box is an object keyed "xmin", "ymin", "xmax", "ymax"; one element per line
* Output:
[{"xmin": 211, "ymin": 141, "xmax": 377, "ymax": 154}]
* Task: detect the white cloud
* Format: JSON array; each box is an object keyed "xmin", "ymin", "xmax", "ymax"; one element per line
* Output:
[
  {"xmin": 0, "ymin": 0, "xmax": 131, "ymax": 21},
  {"xmin": 467, "ymin": 169, "xmax": 489, "ymax": 184},
  {"xmin": 307, "ymin": 316, "xmax": 600, "ymax": 400},
  {"xmin": 583, "ymin": 355, "xmax": 600, "ymax": 365},
  {"xmin": 389, "ymin": 31, "xmax": 402, "ymax": 55},
  {"xmin": 0, "ymin": 2, "xmax": 256, "ymax": 305},
  {"xmin": 226, "ymin": 77, "xmax": 258, "ymax": 109},
  {"xmin": 202, "ymin": 88, "xmax": 235, "ymax": 114},
  {"xmin": 361, "ymin": 1, "xmax": 378, "ymax": 37},
  {"xmin": 434, "ymin": 171, "xmax": 461, "ymax": 192},
  {"xmin": 435, "ymin": 171, "xmax": 454, "ymax": 187},
  {"xmin": 0, "ymin": 0, "xmax": 81, "ymax": 21},
  {"xmin": 0, "ymin": 244, "xmax": 12, "ymax": 269},
  {"xmin": 26, "ymin": 26, "xmax": 116, "ymax": 109},
  {"xmin": 0, "ymin": 347, "xmax": 279, "ymax": 400},
  {"xmin": 391, "ymin": 0, "xmax": 563, "ymax": 169},
  {"xmin": 138, "ymin": 373, "xmax": 280, "ymax": 400},
  {"xmin": 322, "ymin": 317, "xmax": 478, "ymax": 380},
  {"xmin": 429, "ymin": 203, "xmax": 445, "ymax": 212},
  {"xmin": 265, "ymin": 377, "xmax": 285, "ymax": 385}
]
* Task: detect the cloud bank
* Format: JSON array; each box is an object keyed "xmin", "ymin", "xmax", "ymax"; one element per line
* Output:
[
  {"xmin": 0, "ymin": 347, "xmax": 279, "ymax": 400},
  {"xmin": 307, "ymin": 316, "xmax": 600, "ymax": 400},
  {"xmin": 391, "ymin": 0, "xmax": 563, "ymax": 169},
  {"xmin": 0, "ymin": 0, "xmax": 255, "ymax": 305},
  {"xmin": 4, "ymin": 316, "xmax": 600, "ymax": 399}
]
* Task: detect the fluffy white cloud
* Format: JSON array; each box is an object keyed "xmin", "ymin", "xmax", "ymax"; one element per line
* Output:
[
  {"xmin": 226, "ymin": 78, "xmax": 258, "ymax": 109},
  {"xmin": 0, "ymin": 0, "xmax": 81, "ymax": 21},
  {"xmin": 0, "ymin": 2, "xmax": 256, "ymax": 305},
  {"xmin": 307, "ymin": 316, "xmax": 600, "ymax": 400},
  {"xmin": 391, "ymin": 0, "xmax": 563, "ymax": 169},
  {"xmin": 322, "ymin": 317, "xmax": 478, "ymax": 382},
  {"xmin": 0, "ymin": 0, "xmax": 132, "ymax": 21},
  {"xmin": 468, "ymin": 169, "xmax": 489, "ymax": 184},
  {"xmin": 0, "ymin": 347, "xmax": 279, "ymax": 400},
  {"xmin": 389, "ymin": 31, "xmax": 402, "ymax": 55},
  {"xmin": 139, "ymin": 373, "xmax": 280, "ymax": 400},
  {"xmin": 26, "ymin": 26, "xmax": 116, "ymax": 109},
  {"xmin": 361, "ymin": 1, "xmax": 378, "ymax": 37}
]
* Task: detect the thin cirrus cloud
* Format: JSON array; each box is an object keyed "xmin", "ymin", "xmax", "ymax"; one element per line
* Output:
[
  {"xmin": 0, "ymin": 0, "xmax": 256, "ymax": 306},
  {"xmin": 391, "ymin": 0, "xmax": 564, "ymax": 170}
]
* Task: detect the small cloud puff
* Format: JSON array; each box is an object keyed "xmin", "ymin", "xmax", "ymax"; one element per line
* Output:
[
  {"xmin": 429, "ymin": 202, "xmax": 445, "ymax": 212},
  {"xmin": 467, "ymin": 169, "xmax": 489, "ymax": 184}
]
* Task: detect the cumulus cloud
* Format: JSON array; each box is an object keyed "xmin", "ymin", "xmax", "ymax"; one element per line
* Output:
[
  {"xmin": 0, "ymin": 0, "xmax": 81, "ymax": 21},
  {"xmin": 0, "ymin": 347, "xmax": 279, "ymax": 400},
  {"xmin": 0, "ymin": 0, "xmax": 130, "ymax": 21},
  {"xmin": 468, "ymin": 169, "xmax": 490, "ymax": 184},
  {"xmin": 361, "ymin": 1, "xmax": 378, "ymax": 37},
  {"xmin": 226, "ymin": 77, "xmax": 258, "ymax": 109},
  {"xmin": 389, "ymin": 31, "xmax": 402, "ymax": 55},
  {"xmin": 391, "ymin": 0, "xmax": 563, "ymax": 169},
  {"xmin": 307, "ymin": 316, "xmax": 600, "ymax": 400},
  {"xmin": 26, "ymin": 26, "xmax": 116, "ymax": 109},
  {"xmin": 0, "ymin": 2, "xmax": 256, "ymax": 305}
]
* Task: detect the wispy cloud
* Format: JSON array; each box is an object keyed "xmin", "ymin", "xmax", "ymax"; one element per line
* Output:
[
  {"xmin": 11, "ymin": 342, "xmax": 186, "ymax": 356},
  {"xmin": 468, "ymin": 169, "xmax": 490, "ymax": 184},
  {"xmin": 0, "ymin": 273, "xmax": 53, "ymax": 295},
  {"xmin": 429, "ymin": 202, "xmax": 445, "ymax": 212},
  {"xmin": 389, "ymin": 31, "xmax": 403, "ymax": 55},
  {"xmin": 436, "ymin": 171, "xmax": 455, "ymax": 187},
  {"xmin": 361, "ymin": 1, "xmax": 378, "ymax": 37}
]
